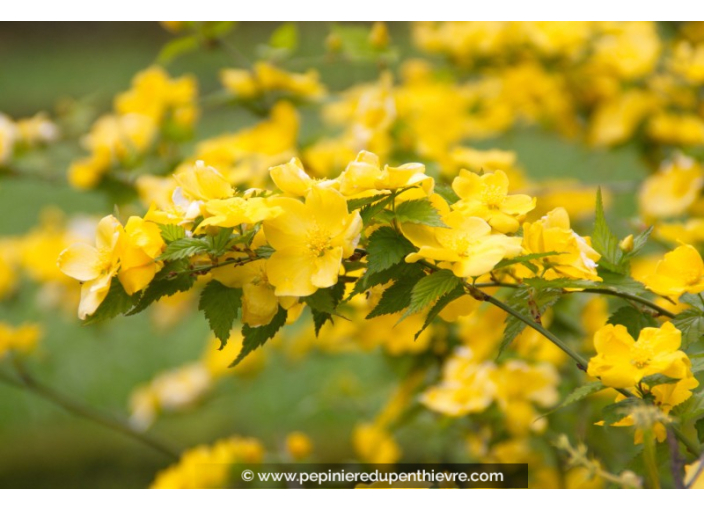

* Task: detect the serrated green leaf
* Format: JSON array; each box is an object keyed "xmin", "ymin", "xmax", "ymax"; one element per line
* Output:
[
  {"xmin": 673, "ymin": 308, "xmax": 704, "ymax": 348},
  {"xmin": 127, "ymin": 260, "xmax": 195, "ymax": 316},
  {"xmin": 592, "ymin": 188, "xmax": 625, "ymax": 274},
  {"xmin": 232, "ymin": 306, "xmax": 287, "ymax": 366},
  {"xmin": 352, "ymin": 260, "xmax": 425, "ymax": 298},
  {"xmin": 414, "ymin": 286, "xmax": 467, "ymax": 339},
  {"xmin": 347, "ymin": 193, "xmax": 391, "ymax": 212},
  {"xmin": 680, "ymin": 292, "xmax": 704, "ymax": 310},
  {"xmin": 366, "ymin": 226, "xmax": 416, "ymax": 275},
  {"xmin": 607, "ymin": 306, "xmax": 657, "ymax": 339},
  {"xmin": 207, "ymin": 227, "xmax": 235, "ymax": 257},
  {"xmin": 158, "ymin": 224, "xmax": 186, "ymax": 243},
  {"xmin": 395, "ymin": 198, "xmax": 447, "ymax": 228},
  {"xmin": 408, "ymin": 270, "xmax": 464, "ymax": 315},
  {"xmin": 198, "ymin": 281, "xmax": 243, "ymax": 348},
  {"xmin": 493, "ymin": 251, "xmax": 562, "ymax": 271},
  {"xmin": 83, "ymin": 279, "xmax": 139, "ymax": 325},
  {"xmin": 360, "ymin": 195, "xmax": 394, "ymax": 225},
  {"xmin": 498, "ymin": 287, "xmax": 561, "ymax": 356},
  {"xmin": 158, "ymin": 237, "xmax": 210, "ymax": 261},
  {"xmin": 641, "ymin": 374, "xmax": 681, "ymax": 388},
  {"xmin": 255, "ymin": 245, "xmax": 275, "ymax": 259},
  {"xmin": 366, "ymin": 270, "xmax": 425, "ymax": 319},
  {"xmin": 550, "ymin": 381, "xmax": 606, "ymax": 414},
  {"xmin": 602, "ymin": 398, "xmax": 641, "ymax": 426},
  {"xmin": 629, "ymin": 226, "xmax": 653, "ymax": 259}
]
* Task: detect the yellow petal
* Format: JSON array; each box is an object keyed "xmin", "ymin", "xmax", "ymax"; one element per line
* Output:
[{"xmin": 58, "ymin": 243, "xmax": 103, "ymax": 282}]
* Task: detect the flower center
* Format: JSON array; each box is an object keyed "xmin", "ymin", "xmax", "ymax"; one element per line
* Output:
[
  {"xmin": 630, "ymin": 343, "xmax": 654, "ymax": 370},
  {"xmin": 481, "ymin": 184, "xmax": 504, "ymax": 208},
  {"xmin": 306, "ymin": 224, "xmax": 332, "ymax": 256}
]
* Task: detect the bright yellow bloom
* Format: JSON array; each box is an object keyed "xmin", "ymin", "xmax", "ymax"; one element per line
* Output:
[
  {"xmin": 518, "ymin": 207, "xmax": 601, "ymax": 281},
  {"xmin": 643, "ymin": 244, "xmax": 704, "ymax": 299},
  {"xmin": 369, "ymin": 21, "xmax": 390, "ymax": 50},
  {"xmin": 420, "ymin": 348, "xmax": 496, "ymax": 417},
  {"xmin": 197, "ymin": 197, "xmax": 282, "ymax": 232},
  {"xmin": 0, "ymin": 322, "xmax": 42, "ymax": 358},
  {"xmin": 647, "ymin": 113, "xmax": 704, "ymax": 146},
  {"xmin": 286, "ymin": 432, "xmax": 313, "ymax": 460},
  {"xmin": 353, "ymin": 423, "xmax": 401, "ymax": 464},
  {"xmin": 263, "ymin": 188, "xmax": 362, "ymax": 297},
  {"xmin": 587, "ymin": 322, "xmax": 690, "ymax": 389},
  {"xmin": 118, "ymin": 217, "xmax": 165, "ymax": 295},
  {"xmin": 451, "ymin": 169, "xmax": 536, "ymax": 233},
  {"xmin": 115, "ymin": 66, "xmax": 199, "ymax": 129},
  {"xmin": 212, "ymin": 258, "xmax": 298, "ymax": 327},
  {"xmin": 58, "ymin": 215, "xmax": 123, "ymax": 319},
  {"xmin": 492, "ymin": 360, "xmax": 559, "ymax": 435},
  {"xmin": 269, "ymin": 157, "xmax": 337, "ymax": 197},
  {"xmin": 403, "ymin": 196, "xmax": 522, "ymax": 278},
  {"xmin": 151, "ymin": 436, "xmax": 264, "ymax": 489},
  {"xmin": 639, "ymin": 157, "xmax": 703, "ymax": 219},
  {"xmin": 221, "ymin": 62, "xmax": 326, "ymax": 100}
]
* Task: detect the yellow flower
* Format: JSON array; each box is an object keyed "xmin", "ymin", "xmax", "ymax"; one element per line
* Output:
[
  {"xmin": 118, "ymin": 217, "xmax": 165, "ymax": 295},
  {"xmin": 518, "ymin": 207, "xmax": 601, "ymax": 281},
  {"xmin": 0, "ymin": 322, "xmax": 42, "ymax": 358},
  {"xmin": 420, "ymin": 347, "xmax": 497, "ymax": 416},
  {"xmin": 369, "ymin": 21, "xmax": 391, "ymax": 49},
  {"xmin": 643, "ymin": 244, "xmax": 704, "ymax": 299},
  {"xmin": 212, "ymin": 258, "xmax": 298, "ymax": 327},
  {"xmin": 353, "ymin": 423, "xmax": 401, "ymax": 464},
  {"xmin": 286, "ymin": 432, "xmax": 313, "ymax": 460},
  {"xmin": 403, "ymin": 196, "xmax": 522, "ymax": 278},
  {"xmin": 451, "ymin": 169, "xmax": 536, "ymax": 233},
  {"xmin": 151, "ymin": 436, "xmax": 264, "ymax": 489},
  {"xmin": 173, "ymin": 160, "xmax": 234, "ymax": 203},
  {"xmin": 269, "ymin": 157, "xmax": 337, "ymax": 197},
  {"xmin": 58, "ymin": 215, "xmax": 123, "ymax": 319},
  {"xmin": 263, "ymin": 188, "xmax": 362, "ymax": 297},
  {"xmin": 196, "ymin": 196, "xmax": 282, "ymax": 232},
  {"xmin": 639, "ymin": 157, "xmax": 703, "ymax": 219},
  {"xmin": 587, "ymin": 322, "xmax": 690, "ymax": 389}
]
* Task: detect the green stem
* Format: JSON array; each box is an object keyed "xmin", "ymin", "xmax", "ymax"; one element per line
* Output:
[
  {"xmin": 474, "ymin": 282, "xmax": 675, "ymax": 318},
  {"xmin": 4, "ymin": 360, "xmax": 179, "ymax": 460},
  {"xmin": 643, "ymin": 430, "xmax": 661, "ymax": 489}
]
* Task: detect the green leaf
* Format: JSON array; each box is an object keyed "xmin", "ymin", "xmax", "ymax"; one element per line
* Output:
[
  {"xmin": 158, "ymin": 224, "xmax": 186, "ymax": 243},
  {"xmin": 360, "ymin": 195, "xmax": 394, "ymax": 225},
  {"xmin": 207, "ymin": 227, "xmax": 235, "ymax": 257},
  {"xmin": 347, "ymin": 193, "xmax": 391, "ymax": 212},
  {"xmin": 366, "ymin": 270, "xmax": 425, "ymax": 319},
  {"xmin": 127, "ymin": 260, "xmax": 196, "ymax": 316},
  {"xmin": 366, "ymin": 227, "xmax": 416, "ymax": 275},
  {"xmin": 550, "ymin": 381, "xmax": 606, "ymax": 414},
  {"xmin": 198, "ymin": 281, "xmax": 243, "ymax": 348},
  {"xmin": 157, "ymin": 35, "xmax": 199, "ymax": 64},
  {"xmin": 641, "ymin": 374, "xmax": 681, "ymax": 388},
  {"xmin": 269, "ymin": 22, "xmax": 298, "ymax": 51},
  {"xmin": 232, "ymin": 306, "xmax": 288, "ymax": 367},
  {"xmin": 255, "ymin": 245, "xmax": 275, "ymax": 259},
  {"xmin": 607, "ymin": 306, "xmax": 657, "ymax": 339},
  {"xmin": 415, "ymin": 285, "xmax": 467, "ymax": 340},
  {"xmin": 433, "ymin": 183, "xmax": 460, "ymax": 205},
  {"xmin": 602, "ymin": 398, "xmax": 641, "ymax": 426},
  {"xmin": 352, "ymin": 260, "xmax": 425, "ymax": 298},
  {"xmin": 493, "ymin": 251, "xmax": 561, "ymax": 271},
  {"xmin": 680, "ymin": 292, "xmax": 704, "ymax": 310},
  {"xmin": 395, "ymin": 198, "xmax": 447, "ymax": 228},
  {"xmin": 673, "ymin": 308, "xmax": 704, "ymax": 348},
  {"xmin": 498, "ymin": 287, "xmax": 561, "ymax": 356},
  {"xmin": 629, "ymin": 226, "xmax": 653, "ymax": 259},
  {"xmin": 591, "ymin": 188, "xmax": 625, "ymax": 274},
  {"xmin": 158, "ymin": 237, "xmax": 210, "ymax": 261},
  {"xmin": 328, "ymin": 23, "xmax": 395, "ymax": 62},
  {"xmin": 407, "ymin": 270, "xmax": 464, "ymax": 315},
  {"xmin": 690, "ymin": 353, "xmax": 704, "ymax": 374},
  {"xmin": 83, "ymin": 279, "xmax": 139, "ymax": 325}
]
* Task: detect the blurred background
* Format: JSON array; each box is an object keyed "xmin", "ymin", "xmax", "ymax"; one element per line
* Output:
[{"xmin": 0, "ymin": 22, "xmax": 649, "ymax": 488}]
